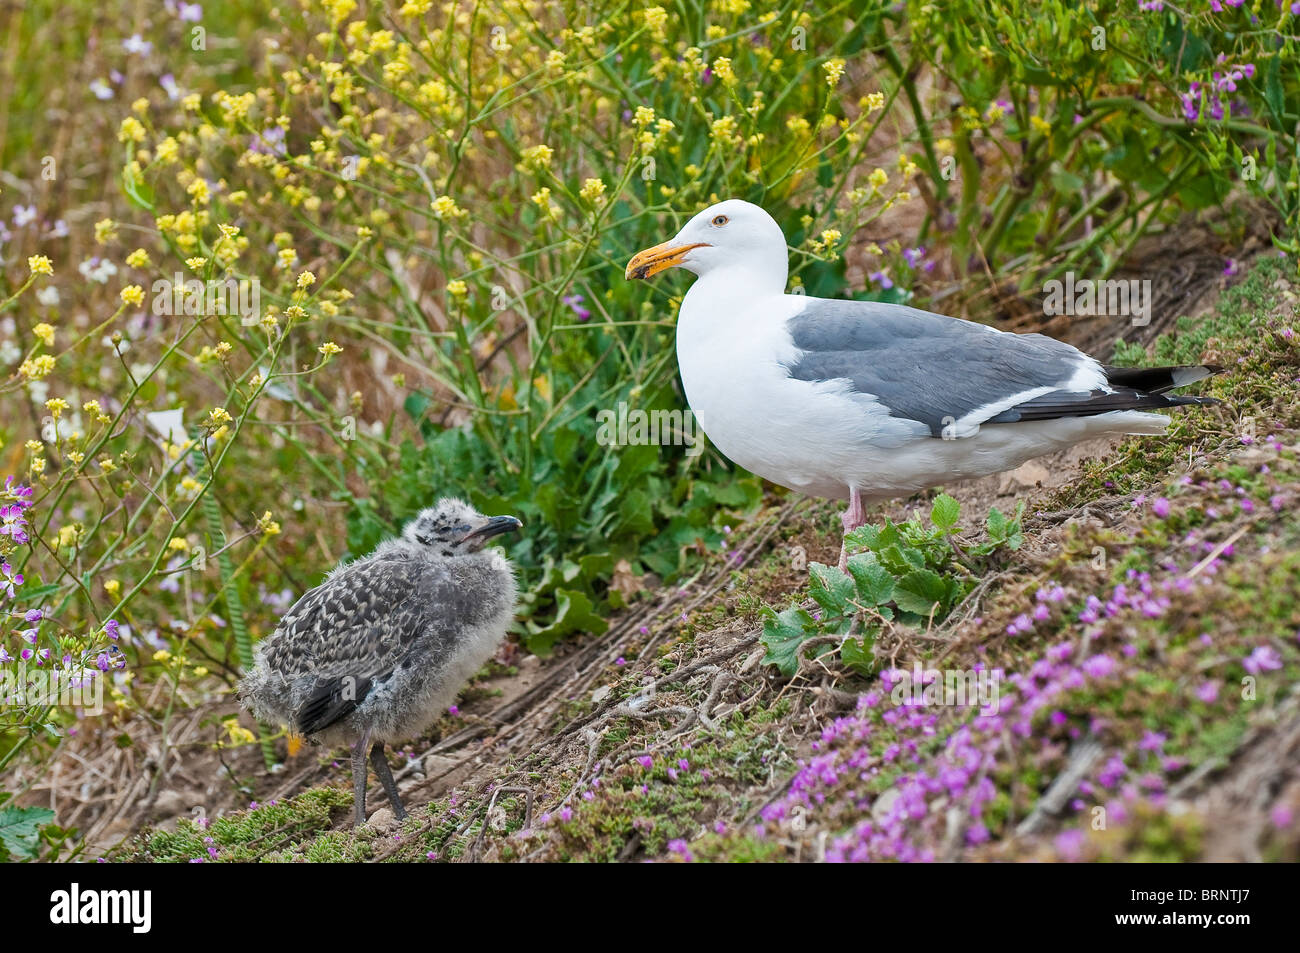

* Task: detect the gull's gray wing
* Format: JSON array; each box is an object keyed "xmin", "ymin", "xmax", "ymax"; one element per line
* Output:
[{"xmin": 783, "ymin": 299, "xmax": 1208, "ymax": 436}]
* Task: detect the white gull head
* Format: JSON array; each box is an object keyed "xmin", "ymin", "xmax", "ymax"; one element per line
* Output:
[{"xmin": 625, "ymin": 198, "xmax": 788, "ymax": 295}]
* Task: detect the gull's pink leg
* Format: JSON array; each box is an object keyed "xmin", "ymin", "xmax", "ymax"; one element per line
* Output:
[{"xmin": 838, "ymin": 487, "xmax": 865, "ymax": 572}]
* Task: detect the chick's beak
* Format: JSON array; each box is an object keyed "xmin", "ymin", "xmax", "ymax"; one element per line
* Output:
[
  {"xmin": 460, "ymin": 515, "xmax": 523, "ymax": 545},
  {"xmin": 625, "ymin": 240, "xmax": 709, "ymax": 280}
]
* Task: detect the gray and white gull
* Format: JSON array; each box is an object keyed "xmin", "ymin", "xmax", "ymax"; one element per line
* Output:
[
  {"xmin": 627, "ymin": 199, "xmax": 1221, "ymax": 568},
  {"xmin": 239, "ymin": 499, "xmax": 521, "ymax": 826}
]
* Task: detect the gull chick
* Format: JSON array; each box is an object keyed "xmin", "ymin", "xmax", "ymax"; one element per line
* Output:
[
  {"xmin": 239, "ymin": 499, "xmax": 521, "ymax": 826},
  {"xmin": 628, "ymin": 199, "xmax": 1221, "ymax": 568}
]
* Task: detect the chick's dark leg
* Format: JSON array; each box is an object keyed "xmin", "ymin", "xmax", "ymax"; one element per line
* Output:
[
  {"xmin": 350, "ymin": 728, "xmax": 371, "ymax": 827},
  {"xmin": 370, "ymin": 741, "xmax": 408, "ymax": 821}
]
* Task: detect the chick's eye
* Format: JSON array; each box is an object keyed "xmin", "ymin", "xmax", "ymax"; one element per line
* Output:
[{"xmin": 711, "ymin": 214, "xmax": 729, "ymax": 226}]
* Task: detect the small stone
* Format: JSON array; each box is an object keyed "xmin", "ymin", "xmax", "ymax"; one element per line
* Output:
[
  {"xmin": 871, "ymin": 788, "xmax": 900, "ymax": 824},
  {"xmin": 1010, "ymin": 460, "xmax": 1050, "ymax": 487},
  {"xmin": 423, "ymin": 754, "xmax": 457, "ymax": 778},
  {"xmin": 152, "ymin": 790, "xmax": 190, "ymax": 818}
]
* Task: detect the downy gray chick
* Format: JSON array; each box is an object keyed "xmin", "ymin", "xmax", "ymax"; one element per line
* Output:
[{"xmin": 239, "ymin": 498, "xmax": 521, "ymax": 825}]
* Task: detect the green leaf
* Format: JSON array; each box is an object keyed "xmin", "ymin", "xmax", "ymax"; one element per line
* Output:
[
  {"xmin": 986, "ymin": 506, "xmax": 1008, "ymax": 539},
  {"xmin": 1003, "ymin": 503, "xmax": 1025, "ymax": 550},
  {"xmin": 848, "ymin": 520, "xmax": 900, "ymax": 553},
  {"xmin": 844, "ymin": 525, "xmax": 877, "ymax": 551},
  {"xmin": 1263, "ymin": 57, "xmax": 1285, "ymax": 126},
  {"xmin": 930, "ymin": 493, "xmax": 960, "ymax": 531},
  {"xmin": 524, "ymin": 588, "xmax": 608, "ymax": 654},
  {"xmin": 897, "ymin": 544, "xmax": 926, "ymax": 570},
  {"xmin": 760, "ymin": 605, "xmax": 818, "ymax": 677},
  {"xmin": 893, "ymin": 569, "xmax": 949, "ymax": 616},
  {"xmin": 0, "ymin": 805, "xmax": 54, "ymax": 860},
  {"xmin": 808, "ymin": 563, "xmax": 855, "ymax": 614},
  {"xmin": 840, "ymin": 634, "xmax": 875, "ymax": 676},
  {"xmin": 15, "ymin": 582, "xmax": 62, "ymax": 602},
  {"xmin": 402, "ymin": 390, "xmax": 431, "ymax": 421},
  {"xmin": 846, "ymin": 553, "xmax": 895, "ymax": 606},
  {"xmin": 120, "ymin": 153, "xmax": 155, "ymax": 212}
]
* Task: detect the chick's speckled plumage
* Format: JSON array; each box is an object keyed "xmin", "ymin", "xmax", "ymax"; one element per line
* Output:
[{"xmin": 239, "ymin": 499, "xmax": 518, "ymax": 749}]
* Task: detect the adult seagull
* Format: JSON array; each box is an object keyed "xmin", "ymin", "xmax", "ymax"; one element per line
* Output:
[{"xmin": 626, "ymin": 199, "xmax": 1221, "ymax": 569}]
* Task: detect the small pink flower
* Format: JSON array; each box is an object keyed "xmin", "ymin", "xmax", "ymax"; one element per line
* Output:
[{"xmin": 1243, "ymin": 645, "xmax": 1283, "ymax": 674}]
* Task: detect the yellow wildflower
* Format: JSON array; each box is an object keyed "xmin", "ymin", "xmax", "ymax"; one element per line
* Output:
[
  {"xmin": 710, "ymin": 115, "xmax": 738, "ymax": 144},
  {"xmin": 430, "ymin": 195, "xmax": 464, "ymax": 219},
  {"xmin": 118, "ymin": 117, "xmax": 146, "ymax": 143},
  {"xmin": 155, "ymin": 137, "xmax": 179, "ymax": 164},
  {"xmin": 860, "ymin": 92, "xmax": 886, "ymax": 112},
  {"xmin": 224, "ymin": 718, "xmax": 257, "ymax": 745},
  {"xmin": 643, "ymin": 6, "xmax": 668, "ymax": 36},
  {"xmin": 20, "ymin": 355, "xmax": 56, "ymax": 379},
  {"xmin": 520, "ymin": 144, "xmax": 553, "ymax": 171}
]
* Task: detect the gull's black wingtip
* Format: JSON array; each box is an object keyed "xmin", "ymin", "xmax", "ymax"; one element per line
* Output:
[{"xmin": 1102, "ymin": 363, "xmax": 1225, "ymax": 395}]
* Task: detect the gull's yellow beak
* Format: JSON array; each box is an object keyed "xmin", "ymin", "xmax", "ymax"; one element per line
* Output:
[{"xmin": 625, "ymin": 241, "xmax": 709, "ymax": 280}]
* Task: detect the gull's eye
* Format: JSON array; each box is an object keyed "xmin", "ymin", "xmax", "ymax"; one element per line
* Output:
[{"xmin": 711, "ymin": 214, "xmax": 729, "ymax": 227}]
